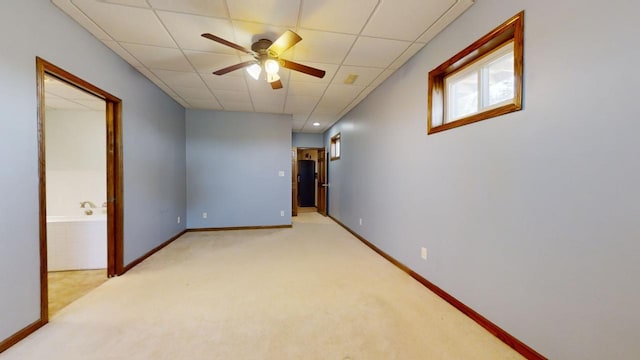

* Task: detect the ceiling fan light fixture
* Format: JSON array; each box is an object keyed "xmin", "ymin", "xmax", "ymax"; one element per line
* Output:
[
  {"xmin": 264, "ymin": 59, "xmax": 280, "ymax": 74},
  {"xmin": 246, "ymin": 63, "xmax": 261, "ymax": 80},
  {"xmin": 202, "ymin": 30, "xmax": 326, "ymax": 90},
  {"xmin": 267, "ymin": 72, "xmax": 281, "ymax": 83}
]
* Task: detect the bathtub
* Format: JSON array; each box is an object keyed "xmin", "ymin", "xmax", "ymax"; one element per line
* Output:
[{"xmin": 47, "ymin": 214, "xmax": 107, "ymax": 271}]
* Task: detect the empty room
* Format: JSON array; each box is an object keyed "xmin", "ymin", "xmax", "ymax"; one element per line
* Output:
[{"xmin": 1, "ymin": 1, "xmax": 639, "ymax": 359}]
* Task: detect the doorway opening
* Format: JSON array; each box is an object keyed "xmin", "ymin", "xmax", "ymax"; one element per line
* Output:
[
  {"xmin": 36, "ymin": 57, "xmax": 123, "ymax": 322},
  {"xmin": 292, "ymin": 147, "xmax": 327, "ymax": 217}
]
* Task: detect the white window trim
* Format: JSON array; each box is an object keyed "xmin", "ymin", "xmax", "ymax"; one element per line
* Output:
[{"xmin": 444, "ymin": 41, "xmax": 515, "ymax": 123}]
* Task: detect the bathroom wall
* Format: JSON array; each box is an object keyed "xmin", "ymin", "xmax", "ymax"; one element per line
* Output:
[{"xmin": 45, "ymin": 109, "xmax": 106, "ymax": 217}]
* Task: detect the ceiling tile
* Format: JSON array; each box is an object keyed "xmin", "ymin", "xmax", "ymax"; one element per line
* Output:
[
  {"xmin": 174, "ymin": 98, "xmax": 190, "ymax": 108},
  {"xmin": 157, "ymin": 11, "xmax": 236, "ymax": 53},
  {"xmin": 186, "ymin": 98, "xmax": 223, "ymax": 110},
  {"xmin": 287, "ymin": 82, "xmax": 328, "ymax": 97},
  {"xmin": 45, "ymin": 96, "xmax": 88, "ymax": 111},
  {"xmin": 227, "ymin": 0, "xmax": 301, "ymax": 27},
  {"xmin": 369, "ymin": 68, "xmax": 396, "ymax": 88},
  {"xmin": 102, "ymin": 40, "xmax": 142, "ymax": 67},
  {"xmin": 74, "ymin": 98, "xmax": 106, "ymax": 111},
  {"xmin": 343, "ymin": 37, "xmax": 411, "ymax": 68},
  {"xmin": 148, "ymin": 0, "xmax": 228, "ymax": 17},
  {"xmin": 122, "ymin": 44, "xmax": 193, "ymax": 71},
  {"xmin": 184, "ymin": 50, "xmax": 243, "ymax": 74},
  {"xmin": 289, "ymin": 62, "xmax": 339, "ymax": 84},
  {"xmin": 253, "ymin": 101, "xmax": 286, "ymax": 114},
  {"xmin": 251, "ymin": 88, "xmax": 286, "ymax": 114},
  {"xmin": 332, "ymin": 66, "xmax": 384, "ymax": 87},
  {"xmin": 102, "ymin": 0, "xmax": 149, "ymax": 7},
  {"xmin": 284, "ymin": 95, "xmax": 320, "ymax": 115},
  {"xmin": 250, "ymin": 87, "xmax": 287, "ymax": 103},
  {"xmin": 341, "ymin": 87, "xmax": 375, "ymax": 115},
  {"xmin": 299, "ymin": 0, "xmax": 378, "ymax": 34},
  {"xmin": 45, "ymin": 82, "xmax": 84, "ymax": 99},
  {"xmin": 51, "ymin": 0, "xmax": 111, "ymax": 40},
  {"xmin": 213, "ymin": 90, "xmax": 252, "ymax": 104},
  {"xmin": 136, "ymin": 67, "xmax": 189, "ymax": 104},
  {"xmin": 71, "ymin": 0, "xmax": 175, "ymax": 47},
  {"xmin": 314, "ymin": 84, "xmax": 365, "ymax": 114},
  {"xmin": 173, "ymin": 86, "xmax": 213, "ymax": 100},
  {"xmin": 312, "ymin": 103, "xmax": 345, "ymax": 116},
  {"xmin": 150, "ymin": 69, "xmax": 206, "ymax": 88},
  {"xmin": 292, "ymin": 122, "xmax": 306, "ymax": 132},
  {"xmin": 203, "ymin": 75, "xmax": 248, "ymax": 92},
  {"xmin": 292, "ymin": 114, "xmax": 308, "ymax": 123},
  {"xmin": 354, "ymin": 86, "xmax": 375, "ymax": 103},
  {"xmin": 389, "ymin": 42, "xmax": 426, "ymax": 69},
  {"xmin": 292, "ymin": 29, "xmax": 356, "ymax": 65},
  {"xmin": 231, "ymin": 21, "xmax": 290, "ymax": 53},
  {"xmin": 417, "ymin": 0, "xmax": 474, "ymax": 43},
  {"xmin": 135, "ymin": 66, "xmax": 167, "ymax": 84},
  {"xmin": 219, "ymin": 101, "xmax": 254, "ymax": 112},
  {"xmin": 306, "ymin": 113, "xmax": 339, "ymax": 129},
  {"xmin": 362, "ymin": 0, "xmax": 456, "ymax": 41}
]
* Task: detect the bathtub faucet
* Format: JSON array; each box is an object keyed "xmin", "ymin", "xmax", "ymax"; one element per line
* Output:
[{"xmin": 80, "ymin": 201, "xmax": 97, "ymax": 209}]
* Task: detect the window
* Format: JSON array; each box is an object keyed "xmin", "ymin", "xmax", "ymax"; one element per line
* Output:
[
  {"xmin": 428, "ymin": 11, "xmax": 524, "ymax": 134},
  {"xmin": 330, "ymin": 133, "xmax": 341, "ymax": 160}
]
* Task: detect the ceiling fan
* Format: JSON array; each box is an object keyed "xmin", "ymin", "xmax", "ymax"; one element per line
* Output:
[{"xmin": 201, "ymin": 30, "xmax": 326, "ymax": 89}]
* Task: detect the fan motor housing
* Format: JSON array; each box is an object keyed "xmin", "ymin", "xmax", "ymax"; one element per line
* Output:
[{"xmin": 251, "ymin": 39, "xmax": 273, "ymax": 55}]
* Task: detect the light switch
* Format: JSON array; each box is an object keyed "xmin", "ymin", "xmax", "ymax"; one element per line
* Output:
[{"xmin": 278, "ymin": 170, "xmax": 285, "ymax": 177}]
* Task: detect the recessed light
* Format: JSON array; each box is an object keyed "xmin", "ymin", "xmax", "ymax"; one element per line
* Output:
[{"xmin": 312, "ymin": 122, "xmax": 320, "ymax": 127}]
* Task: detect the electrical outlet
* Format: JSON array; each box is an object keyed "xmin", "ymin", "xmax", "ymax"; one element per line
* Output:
[
  {"xmin": 280, "ymin": 210, "xmax": 285, "ymax": 217},
  {"xmin": 421, "ymin": 247, "xmax": 428, "ymax": 260},
  {"xmin": 202, "ymin": 212, "xmax": 207, "ymax": 219},
  {"xmin": 177, "ymin": 216, "xmax": 181, "ymax": 224},
  {"xmin": 359, "ymin": 218, "xmax": 363, "ymax": 226}
]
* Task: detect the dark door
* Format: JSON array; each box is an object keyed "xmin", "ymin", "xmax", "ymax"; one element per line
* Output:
[
  {"xmin": 291, "ymin": 148, "xmax": 297, "ymax": 216},
  {"xmin": 297, "ymin": 160, "xmax": 315, "ymax": 207}
]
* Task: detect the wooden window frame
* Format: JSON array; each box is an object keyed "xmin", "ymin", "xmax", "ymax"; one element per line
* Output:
[
  {"xmin": 427, "ymin": 11, "xmax": 524, "ymax": 134},
  {"xmin": 330, "ymin": 133, "xmax": 341, "ymax": 161}
]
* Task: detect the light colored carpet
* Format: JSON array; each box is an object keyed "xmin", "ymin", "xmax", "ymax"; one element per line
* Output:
[
  {"xmin": 1, "ymin": 213, "xmax": 522, "ymax": 359},
  {"xmin": 48, "ymin": 269, "xmax": 107, "ymax": 318}
]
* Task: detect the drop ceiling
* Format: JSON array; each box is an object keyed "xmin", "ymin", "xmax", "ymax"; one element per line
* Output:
[
  {"xmin": 45, "ymin": 74, "xmax": 105, "ymax": 111},
  {"xmin": 51, "ymin": 0, "xmax": 474, "ymax": 133}
]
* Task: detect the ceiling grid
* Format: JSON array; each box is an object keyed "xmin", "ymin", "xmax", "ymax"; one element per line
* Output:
[{"xmin": 52, "ymin": 0, "xmax": 474, "ymax": 132}]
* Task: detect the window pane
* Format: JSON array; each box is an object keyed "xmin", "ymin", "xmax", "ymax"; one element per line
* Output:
[
  {"xmin": 448, "ymin": 72, "xmax": 478, "ymax": 121},
  {"xmin": 485, "ymin": 51, "xmax": 514, "ymax": 107}
]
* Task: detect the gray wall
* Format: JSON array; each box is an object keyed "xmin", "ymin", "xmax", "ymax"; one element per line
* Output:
[
  {"xmin": 325, "ymin": 0, "xmax": 640, "ymax": 359},
  {"xmin": 292, "ymin": 132, "xmax": 323, "ymax": 148},
  {"xmin": 186, "ymin": 110, "xmax": 292, "ymax": 228},
  {"xmin": 0, "ymin": 0, "xmax": 186, "ymax": 342}
]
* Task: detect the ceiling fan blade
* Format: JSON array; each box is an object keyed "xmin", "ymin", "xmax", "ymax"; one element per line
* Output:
[
  {"xmin": 213, "ymin": 60, "xmax": 256, "ymax": 75},
  {"xmin": 281, "ymin": 59, "xmax": 326, "ymax": 79},
  {"xmin": 201, "ymin": 33, "xmax": 254, "ymax": 55},
  {"xmin": 270, "ymin": 79, "xmax": 283, "ymax": 90},
  {"xmin": 267, "ymin": 30, "xmax": 302, "ymax": 58}
]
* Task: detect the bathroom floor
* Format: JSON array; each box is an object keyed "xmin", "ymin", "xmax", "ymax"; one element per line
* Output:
[{"xmin": 48, "ymin": 269, "xmax": 107, "ymax": 318}]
